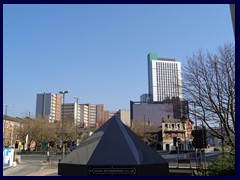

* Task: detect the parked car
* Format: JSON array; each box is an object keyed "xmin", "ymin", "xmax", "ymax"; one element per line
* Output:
[
  {"xmin": 214, "ymin": 147, "xmax": 219, "ymax": 151},
  {"xmin": 69, "ymin": 146, "xmax": 77, "ymax": 151}
]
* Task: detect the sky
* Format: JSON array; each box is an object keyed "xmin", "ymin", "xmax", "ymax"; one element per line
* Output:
[{"xmin": 3, "ymin": 4, "xmax": 234, "ymax": 118}]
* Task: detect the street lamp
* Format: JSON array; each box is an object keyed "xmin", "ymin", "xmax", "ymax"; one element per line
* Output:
[
  {"xmin": 143, "ymin": 113, "xmax": 146, "ymax": 140},
  {"xmin": 73, "ymin": 96, "xmax": 81, "ymax": 145},
  {"xmin": 188, "ymin": 101, "xmax": 198, "ymax": 167},
  {"xmin": 59, "ymin": 90, "xmax": 69, "ymax": 159},
  {"xmin": 3, "ymin": 104, "xmax": 11, "ymax": 147}
]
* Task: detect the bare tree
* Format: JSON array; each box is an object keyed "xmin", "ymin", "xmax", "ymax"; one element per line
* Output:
[
  {"xmin": 183, "ymin": 43, "xmax": 235, "ymax": 149},
  {"xmin": 131, "ymin": 122, "xmax": 159, "ymax": 146}
]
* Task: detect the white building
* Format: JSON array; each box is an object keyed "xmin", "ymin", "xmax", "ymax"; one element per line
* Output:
[
  {"xmin": 79, "ymin": 104, "xmax": 89, "ymax": 128},
  {"xmin": 148, "ymin": 53, "xmax": 182, "ymax": 102},
  {"xmin": 61, "ymin": 103, "xmax": 81, "ymax": 126},
  {"xmin": 89, "ymin": 104, "xmax": 97, "ymax": 127}
]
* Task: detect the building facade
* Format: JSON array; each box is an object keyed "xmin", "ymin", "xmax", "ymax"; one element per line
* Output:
[
  {"xmin": 61, "ymin": 103, "xmax": 81, "ymax": 126},
  {"xmin": 96, "ymin": 104, "xmax": 104, "ymax": 125},
  {"xmin": 140, "ymin": 93, "xmax": 152, "ymax": 103},
  {"xmin": 131, "ymin": 101, "xmax": 173, "ymax": 127},
  {"xmin": 35, "ymin": 93, "xmax": 61, "ymax": 123},
  {"xmin": 88, "ymin": 104, "xmax": 105, "ymax": 128},
  {"xmin": 103, "ymin": 110, "xmax": 110, "ymax": 122},
  {"xmin": 80, "ymin": 104, "xmax": 90, "ymax": 128},
  {"xmin": 130, "ymin": 98, "xmax": 188, "ymax": 128},
  {"xmin": 148, "ymin": 53, "xmax": 182, "ymax": 102},
  {"xmin": 3, "ymin": 115, "xmax": 24, "ymax": 147},
  {"xmin": 114, "ymin": 109, "xmax": 131, "ymax": 127},
  {"xmin": 109, "ymin": 110, "xmax": 117, "ymax": 119},
  {"xmin": 161, "ymin": 117, "xmax": 194, "ymax": 151}
]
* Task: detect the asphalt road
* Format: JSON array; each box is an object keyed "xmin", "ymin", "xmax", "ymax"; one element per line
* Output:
[
  {"xmin": 3, "ymin": 151, "xmax": 220, "ymax": 176},
  {"xmin": 3, "ymin": 154, "xmax": 60, "ymax": 176}
]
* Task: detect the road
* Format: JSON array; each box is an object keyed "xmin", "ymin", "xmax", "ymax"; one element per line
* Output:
[
  {"xmin": 3, "ymin": 154, "xmax": 60, "ymax": 176},
  {"xmin": 160, "ymin": 151, "xmax": 221, "ymax": 168},
  {"xmin": 3, "ymin": 151, "xmax": 220, "ymax": 176}
]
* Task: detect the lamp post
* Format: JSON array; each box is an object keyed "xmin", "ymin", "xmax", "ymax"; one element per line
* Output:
[
  {"xmin": 189, "ymin": 101, "xmax": 198, "ymax": 168},
  {"xmin": 143, "ymin": 113, "xmax": 146, "ymax": 140},
  {"xmin": 59, "ymin": 91, "xmax": 69, "ymax": 159},
  {"xmin": 3, "ymin": 104, "xmax": 11, "ymax": 147},
  {"xmin": 73, "ymin": 96, "xmax": 81, "ymax": 145}
]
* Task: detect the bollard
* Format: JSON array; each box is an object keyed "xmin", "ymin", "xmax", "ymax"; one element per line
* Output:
[{"xmin": 46, "ymin": 151, "xmax": 51, "ymax": 163}]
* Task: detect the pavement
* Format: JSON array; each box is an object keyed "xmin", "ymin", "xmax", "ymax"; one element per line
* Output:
[
  {"xmin": 3, "ymin": 154, "xmax": 60, "ymax": 176},
  {"xmin": 28, "ymin": 168, "xmax": 58, "ymax": 176}
]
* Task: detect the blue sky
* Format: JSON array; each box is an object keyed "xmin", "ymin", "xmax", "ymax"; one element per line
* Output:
[{"xmin": 3, "ymin": 4, "xmax": 234, "ymax": 117}]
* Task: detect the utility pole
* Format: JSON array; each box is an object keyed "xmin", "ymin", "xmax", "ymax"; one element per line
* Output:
[
  {"xmin": 59, "ymin": 90, "xmax": 69, "ymax": 160},
  {"xmin": 143, "ymin": 113, "xmax": 146, "ymax": 140}
]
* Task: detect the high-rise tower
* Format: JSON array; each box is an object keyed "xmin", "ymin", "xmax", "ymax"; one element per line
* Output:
[
  {"xmin": 36, "ymin": 93, "xmax": 61, "ymax": 122},
  {"xmin": 148, "ymin": 53, "xmax": 182, "ymax": 102}
]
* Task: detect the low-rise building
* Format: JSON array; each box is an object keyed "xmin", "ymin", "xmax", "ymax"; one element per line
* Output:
[
  {"xmin": 3, "ymin": 115, "xmax": 25, "ymax": 147},
  {"xmin": 161, "ymin": 116, "xmax": 194, "ymax": 152}
]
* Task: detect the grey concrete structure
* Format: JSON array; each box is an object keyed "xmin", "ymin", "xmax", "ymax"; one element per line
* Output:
[
  {"xmin": 58, "ymin": 116, "xmax": 169, "ymax": 176},
  {"xmin": 230, "ymin": 4, "xmax": 235, "ymax": 37}
]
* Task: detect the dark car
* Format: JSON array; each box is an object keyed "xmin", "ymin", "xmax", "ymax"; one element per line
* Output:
[
  {"xmin": 214, "ymin": 147, "xmax": 220, "ymax": 151},
  {"xmin": 69, "ymin": 146, "xmax": 77, "ymax": 151}
]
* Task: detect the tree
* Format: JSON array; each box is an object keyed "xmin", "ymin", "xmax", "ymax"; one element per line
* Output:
[
  {"xmin": 207, "ymin": 156, "xmax": 235, "ymax": 176},
  {"xmin": 131, "ymin": 122, "xmax": 160, "ymax": 146},
  {"xmin": 183, "ymin": 43, "xmax": 235, "ymax": 150},
  {"xmin": 17, "ymin": 117, "xmax": 96, "ymax": 151}
]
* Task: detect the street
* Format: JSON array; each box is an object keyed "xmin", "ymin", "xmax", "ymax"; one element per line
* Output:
[
  {"xmin": 161, "ymin": 151, "xmax": 221, "ymax": 168},
  {"xmin": 3, "ymin": 154, "xmax": 60, "ymax": 176},
  {"xmin": 3, "ymin": 151, "xmax": 221, "ymax": 176}
]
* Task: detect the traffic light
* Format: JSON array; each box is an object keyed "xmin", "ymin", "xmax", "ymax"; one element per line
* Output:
[
  {"xmin": 49, "ymin": 141, "xmax": 55, "ymax": 147},
  {"xmin": 191, "ymin": 129, "xmax": 207, "ymax": 149},
  {"xmin": 173, "ymin": 137, "xmax": 177, "ymax": 146},
  {"xmin": 177, "ymin": 138, "xmax": 182, "ymax": 144}
]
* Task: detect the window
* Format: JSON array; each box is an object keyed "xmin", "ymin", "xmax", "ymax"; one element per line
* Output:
[{"xmin": 5, "ymin": 132, "xmax": 8, "ymax": 138}]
